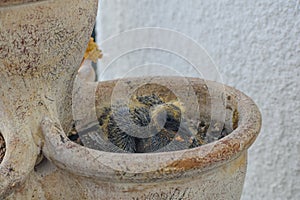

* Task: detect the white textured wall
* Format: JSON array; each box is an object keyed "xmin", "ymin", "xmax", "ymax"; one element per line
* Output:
[{"xmin": 96, "ymin": 1, "xmax": 300, "ymax": 199}]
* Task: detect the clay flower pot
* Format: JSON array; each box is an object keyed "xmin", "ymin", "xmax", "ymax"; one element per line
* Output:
[
  {"xmin": 39, "ymin": 77, "xmax": 261, "ymax": 200},
  {"xmin": 0, "ymin": 0, "xmax": 97, "ymax": 198}
]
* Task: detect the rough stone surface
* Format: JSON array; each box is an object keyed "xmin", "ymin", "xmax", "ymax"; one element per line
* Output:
[{"xmin": 96, "ymin": 0, "xmax": 300, "ymax": 199}]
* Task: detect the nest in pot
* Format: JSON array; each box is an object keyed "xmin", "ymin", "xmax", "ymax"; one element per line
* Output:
[{"xmin": 68, "ymin": 92, "xmax": 235, "ymax": 153}]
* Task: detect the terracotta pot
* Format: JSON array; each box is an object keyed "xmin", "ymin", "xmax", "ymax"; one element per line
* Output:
[
  {"xmin": 39, "ymin": 77, "xmax": 259, "ymax": 200},
  {"xmin": 0, "ymin": 0, "xmax": 97, "ymax": 198}
]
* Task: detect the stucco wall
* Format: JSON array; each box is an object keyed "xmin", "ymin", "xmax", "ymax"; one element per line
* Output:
[{"xmin": 96, "ymin": 0, "xmax": 300, "ymax": 199}]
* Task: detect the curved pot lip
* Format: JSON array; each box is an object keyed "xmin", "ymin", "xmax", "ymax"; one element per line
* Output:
[{"xmin": 42, "ymin": 77, "xmax": 262, "ymax": 182}]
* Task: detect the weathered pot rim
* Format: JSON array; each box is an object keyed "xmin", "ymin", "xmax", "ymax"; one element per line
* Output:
[{"xmin": 42, "ymin": 77, "xmax": 262, "ymax": 182}]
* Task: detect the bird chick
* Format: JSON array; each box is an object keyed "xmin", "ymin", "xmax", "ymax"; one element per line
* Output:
[
  {"xmin": 136, "ymin": 102, "xmax": 181, "ymax": 152},
  {"xmin": 99, "ymin": 94, "xmax": 205, "ymax": 153}
]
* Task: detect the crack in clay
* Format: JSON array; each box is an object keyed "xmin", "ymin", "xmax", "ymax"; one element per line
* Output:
[{"xmin": 0, "ymin": 133, "xmax": 5, "ymax": 164}]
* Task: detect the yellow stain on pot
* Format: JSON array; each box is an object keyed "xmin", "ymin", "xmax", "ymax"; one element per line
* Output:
[{"xmin": 221, "ymin": 152, "xmax": 247, "ymax": 176}]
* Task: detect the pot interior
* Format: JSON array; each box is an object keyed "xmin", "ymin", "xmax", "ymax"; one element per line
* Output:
[{"xmin": 68, "ymin": 77, "xmax": 239, "ymax": 154}]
